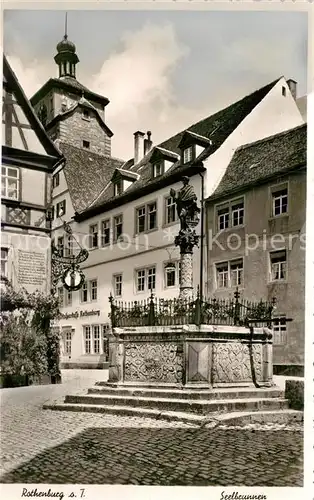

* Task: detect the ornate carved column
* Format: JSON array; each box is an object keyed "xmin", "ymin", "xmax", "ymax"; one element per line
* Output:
[{"xmin": 170, "ymin": 177, "xmax": 200, "ymax": 300}]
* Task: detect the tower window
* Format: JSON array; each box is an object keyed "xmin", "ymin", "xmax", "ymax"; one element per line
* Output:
[
  {"xmin": 282, "ymin": 86, "xmax": 286, "ymax": 97},
  {"xmin": 83, "ymin": 140, "xmax": 90, "ymax": 149}
]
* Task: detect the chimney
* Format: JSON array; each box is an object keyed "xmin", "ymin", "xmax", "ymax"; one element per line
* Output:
[
  {"xmin": 134, "ymin": 131, "xmax": 145, "ymax": 165},
  {"xmin": 287, "ymin": 79, "xmax": 297, "ymax": 100},
  {"xmin": 144, "ymin": 131, "xmax": 153, "ymax": 156}
]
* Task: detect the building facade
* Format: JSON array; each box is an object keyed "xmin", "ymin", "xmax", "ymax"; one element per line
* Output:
[
  {"xmin": 1, "ymin": 55, "xmax": 63, "ymax": 295},
  {"xmin": 30, "ymin": 32, "xmax": 305, "ymax": 368},
  {"xmin": 206, "ymin": 124, "xmax": 306, "ymax": 373}
]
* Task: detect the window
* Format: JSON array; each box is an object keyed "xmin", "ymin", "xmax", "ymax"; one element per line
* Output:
[
  {"xmin": 218, "ymin": 206, "xmax": 229, "ymax": 231},
  {"xmin": 83, "ymin": 109, "xmax": 90, "ymax": 119},
  {"xmin": 183, "ymin": 146, "xmax": 193, "ymax": 164},
  {"xmin": 52, "ymin": 172, "xmax": 60, "ymax": 188},
  {"xmin": 217, "ymin": 198, "xmax": 245, "ymax": 231},
  {"xmin": 153, "ymin": 163, "xmax": 163, "ymax": 178},
  {"xmin": 136, "ymin": 269, "xmax": 146, "ymax": 292},
  {"xmin": 216, "ymin": 262, "xmax": 229, "ymax": 289},
  {"xmin": 65, "ymin": 235, "xmax": 73, "ymax": 257},
  {"xmin": 136, "ymin": 206, "xmax": 146, "ymax": 233},
  {"xmin": 136, "ymin": 266, "xmax": 156, "ymax": 292},
  {"xmin": 81, "ymin": 282, "xmax": 88, "ymax": 303},
  {"xmin": 270, "ymin": 250, "xmax": 286, "ymax": 281},
  {"xmin": 64, "ymin": 290, "xmax": 72, "ymax": 307},
  {"xmin": 57, "ymin": 287, "xmax": 64, "ymax": 307},
  {"xmin": 165, "ymin": 196, "xmax": 177, "ymax": 225},
  {"xmin": 114, "ymin": 180, "xmax": 123, "ymax": 196},
  {"xmin": 91, "ymin": 279, "xmax": 98, "ymax": 301},
  {"xmin": 1, "ymin": 166, "xmax": 19, "ymax": 199},
  {"xmin": 63, "ymin": 330, "xmax": 72, "ymax": 355},
  {"xmin": 164, "ymin": 262, "xmax": 180, "ymax": 288},
  {"xmin": 57, "ymin": 236, "xmax": 64, "ymax": 256},
  {"xmin": 114, "ymin": 274, "xmax": 122, "ymax": 297},
  {"xmin": 101, "ymin": 219, "xmax": 110, "ymax": 246},
  {"xmin": 56, "ymin": 200, "xmax": 66, "ymax": 217},
  {"xmin": 273, "ymin": 318, "xmax": 287, "ymax": 345},
  {"xmin": 148, "ymin": 202, "xmax": 157, "ymax": 230},
  {"xmin": 83, "ymin": 140, "xmax": 90, "ymax": 149},
  {"xmin": 83, "ymin": 325, "xmax": 107, "ymax": 355},
  {"xmin": 216, "ymin": 259, "xmax": 243, "ymax": 289},
  {"xmin": 147, "ymin": 267, "xmax": 156, "ymax": 291},
  {"xmin": 232, "ymin": 201, "xmax": 244, "ymax": 227},
  {"xmin": 113, "ymin": 215, "xmax": 123, "ymax": 241},
  {"xmin": 272, "ymin": 188, "xmax": 288, "ymax": 216},
  {"xmin": 230, "ymin": 260, "xmax": 243, "ymax": 287},
  {"xmin": 282, "ymin": 86, "xmax": 286, "ymax": 97},
  {"xmin": 93, "ymin": 325, "xmax": 101, "ymax": 354},
  {"xmin": 83, "ymin": 326, "xmax": 92, "ymax": 354},
  {"xmin": 81, "ymin": 279, "xmax": 98, "ymax": 303},
  {"xmin": 1, "ymin": 248, "xmax": 8, "ymax": 278},
  {"xmin": 136, "ymin": 202, "xmax": 157, "ymax": 234},
  {"xmin": 89, "ymin": 224, "xmax": 98, "ymax": 249}
]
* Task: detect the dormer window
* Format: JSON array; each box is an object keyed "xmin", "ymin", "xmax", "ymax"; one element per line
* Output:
[
  {"xmin": 183, "ymin": 146, "xmax": 193, "ymax": 164},
  {"xmin": 114, "ymin": 180, "xmax": 123, "ymax": 196},
  {"xmin": 179, "ymin": 131, "xmax": 212, "ymax": 165},
  {"xmin": 153, "ymin": 163, "xmax": 164, "ymax": 178}
]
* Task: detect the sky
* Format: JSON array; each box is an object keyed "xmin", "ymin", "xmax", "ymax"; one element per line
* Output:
[{"xmin": 3, "ymin": 9, "xmax": 308, "ymax": 160}]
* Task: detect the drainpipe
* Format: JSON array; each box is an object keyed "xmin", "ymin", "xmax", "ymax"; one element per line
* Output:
[{"xmin": 199, "ymin": 172, "xmax": 205, "ymax": 305}]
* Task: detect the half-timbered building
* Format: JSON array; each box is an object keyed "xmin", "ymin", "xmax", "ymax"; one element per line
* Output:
[{"xmin": 1, "ymin": 55, "xmax": 64, "ymax": 294}]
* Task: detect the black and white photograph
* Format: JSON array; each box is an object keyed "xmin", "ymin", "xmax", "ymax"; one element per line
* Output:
[{"xmin": 0, "ymin": 2, "xmax": 312, "ymax": 498}]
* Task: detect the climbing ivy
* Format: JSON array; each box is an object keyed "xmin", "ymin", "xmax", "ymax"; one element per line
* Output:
[{"xmin": 0, "ymin": 281, "xmax": 61, "ymax": 382}]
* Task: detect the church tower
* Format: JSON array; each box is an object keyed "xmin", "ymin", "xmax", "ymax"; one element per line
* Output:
[{"xmin": 30, "ymin": 17, "xmax": 113, "ymax": 157}]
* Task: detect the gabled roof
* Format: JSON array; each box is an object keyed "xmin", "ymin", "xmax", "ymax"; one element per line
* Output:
[
  {"xmin": 3, "ymin": 55, "xmax": 63, "ymax": 167},
  {"xmin": 30, "ymin": 76, "xmax": 109, "ymax": 107},
  {"xmin": 178, "ymin": 130, "xmax": 213, "ymax": 149},
  {"xmin": 207, "ymin": 124, "xmax": 306, "ymax": 202},
  {"xmin": 58, "ymin": 142, "xmax": 124, "ymax": 213},
  {"xmin": 112, "ymin": 168, "xmax": 140, "ymax": 181},
  {"xmin": 150, "ymin": 146, "xmax": 180, "ymax": 163},
  {"xmin": 46, "ymin": 97, "xmax": 113, "ymax": 137},
  {"xmin": 75, "ymin": 77, "xmax": 281, "ymax": 220}
]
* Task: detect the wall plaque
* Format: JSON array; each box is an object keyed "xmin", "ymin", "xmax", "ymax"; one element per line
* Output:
[{"xmin": 17, "ymin": 250, "xmax": 46, "ymax": 287}]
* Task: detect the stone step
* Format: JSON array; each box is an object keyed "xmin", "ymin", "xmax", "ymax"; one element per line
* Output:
[
  {"xmin": 42, "ymin": 402, "xmax": 301, "ymax": 427},
  {"xmin": 211, "ymin": 409, "xmax": 303, "ymax": 427},
  {"xmin": 64, "ymin": 393, "xmax": 289, "ymax": 415},
  {"xmin": 88, "ymin": 385, "xmax": 284, "ymax": 401}
]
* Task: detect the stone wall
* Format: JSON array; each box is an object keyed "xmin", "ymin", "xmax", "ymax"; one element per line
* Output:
[{"xmin": 58, "ymin": 108, "xmax": 111, "ymax": 156}]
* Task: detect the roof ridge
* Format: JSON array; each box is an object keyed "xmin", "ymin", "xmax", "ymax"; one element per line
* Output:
[
  {"xmin": 237, "ymin": 123, "xmax": 306, "ymax": 152},
  {"xmin": 159, "ymin": 77, "xmax": 282, "ymax": 147}
]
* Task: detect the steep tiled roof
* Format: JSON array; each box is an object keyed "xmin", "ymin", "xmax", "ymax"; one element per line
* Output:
[
  {"xmin": 59, "ymin": 142, "xmax": 124, "ymax": 213},
  {"xmin": 85, "ymin": 78, "xmax": 280, "ymax": 215},
  {"xmin": 208, "ymin": 124, "xmax": 306, "ymax": 201}
]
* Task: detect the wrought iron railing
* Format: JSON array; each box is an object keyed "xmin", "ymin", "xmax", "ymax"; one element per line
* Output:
[{"xmin": 109, "ymin": 289, "xmax": 276, "ymax": 329}]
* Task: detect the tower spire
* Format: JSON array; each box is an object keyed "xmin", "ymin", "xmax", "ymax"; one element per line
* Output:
[
  {"xmin": 65, "ymin": 11, "xmax": 68, "ymax": 39},
  {"xmin": 54, "ymin": 14, "xmax": 79, "ymax": 79}
]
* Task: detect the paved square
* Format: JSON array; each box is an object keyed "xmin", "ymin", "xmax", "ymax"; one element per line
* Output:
[{"xmin": 0, "ymin": 374, "xmax": 303, "ymax": 486}]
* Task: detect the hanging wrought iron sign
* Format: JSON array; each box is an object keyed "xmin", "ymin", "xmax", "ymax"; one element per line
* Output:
[
  {"xmin": 51, "ymin": 219, "xmax": 89, "ymax": 291},
  {"xmin": 62, "ymin": 266, "xmax": 85, "ymax": 291}
]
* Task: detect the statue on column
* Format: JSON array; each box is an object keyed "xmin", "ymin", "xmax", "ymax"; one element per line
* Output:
[{"xmin": 170, "ymin": 176, "xmax": 200, "ymax": 231}]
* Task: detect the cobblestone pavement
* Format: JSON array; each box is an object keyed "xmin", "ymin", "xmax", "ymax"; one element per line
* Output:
[{"xmin": 0, "ymin": 373, "xmax": 303, "ymax": 486}]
